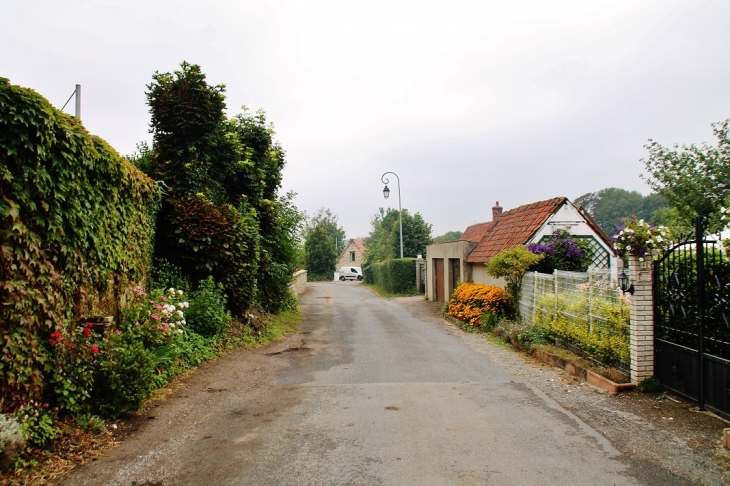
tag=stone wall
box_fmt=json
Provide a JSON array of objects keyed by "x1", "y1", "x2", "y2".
[{"x1": 289, "y1": 270, "x2": 308, "y2": 298}]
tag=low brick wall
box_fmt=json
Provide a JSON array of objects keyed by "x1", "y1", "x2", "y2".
[{"x1": 289, "y1": 270, "x2": 308, "y2": 298}]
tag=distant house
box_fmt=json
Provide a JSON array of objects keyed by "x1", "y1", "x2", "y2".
[
  {"x1": 426, "y1": 198, "x2": 614, "y2": 302},
  {"x1": 337, "y1": 238, "x2": 367, "y2": 269}
]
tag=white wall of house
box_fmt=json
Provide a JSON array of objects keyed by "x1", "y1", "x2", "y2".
[{"x1": 530, "y1": 203, "x2": 617, "y2": 278}]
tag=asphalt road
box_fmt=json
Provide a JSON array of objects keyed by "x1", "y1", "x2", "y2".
[{"x1": 63, "y1": 282, "x2": 678, "y2": 485}]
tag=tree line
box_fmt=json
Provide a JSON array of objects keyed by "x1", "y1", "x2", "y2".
[{"x1": 303, "y1": 207, "x2": 434, "y2": 280}]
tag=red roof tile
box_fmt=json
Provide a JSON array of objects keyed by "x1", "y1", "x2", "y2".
[
  {"x1": 466, "y1": 197, "x2": 567, "y2": 264},
  {"x1": 351, "y1": 238, "x2": 367, "y2": 253},
  {"x1": 460, "y1": 222, "x2": 493, "y2": 243}
]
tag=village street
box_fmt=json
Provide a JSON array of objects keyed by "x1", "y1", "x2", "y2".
[{"x1": 61, "y1": 282, "x2": 725, "y2": 485}]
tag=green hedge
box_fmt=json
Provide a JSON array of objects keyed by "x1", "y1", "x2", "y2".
[{"x1": 363, "y1": 258, "x2": 416, "y2": 294}]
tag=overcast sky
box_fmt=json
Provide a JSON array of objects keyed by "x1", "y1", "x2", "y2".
[{"x1": 4, "y1": 1, "x2": 730, "y2": 238}]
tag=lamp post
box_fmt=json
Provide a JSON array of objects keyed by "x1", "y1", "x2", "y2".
[{"x1": 381, "y1": 172, "x2": 403, "y2": 259}]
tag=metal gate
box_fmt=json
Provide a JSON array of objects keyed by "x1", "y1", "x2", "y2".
[{"x1": 654, "y1": 216, "x2": 730, "y2": 417}]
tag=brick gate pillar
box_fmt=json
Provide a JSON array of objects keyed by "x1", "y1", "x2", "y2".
[{"x1": 628, "y1": 254, "x2": 654, "y2": 383}]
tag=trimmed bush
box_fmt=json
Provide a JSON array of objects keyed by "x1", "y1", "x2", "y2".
[
  {"x1": 364, "y1": 259, "x2": 417, "y2": 294},
  {"x1": 447, "y1": 282, "x2": 512, "y2": 326}
]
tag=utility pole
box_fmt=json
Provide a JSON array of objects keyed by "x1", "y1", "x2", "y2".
[
  {"x1": 61, "y1": 84, "x2": 82, "y2": 120},
  {"x1": 74, "y1": 84, "x2": 81, "y2": 120}
]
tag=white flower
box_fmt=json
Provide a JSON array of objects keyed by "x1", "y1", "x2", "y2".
[
  {"x1": 168, "y1": 288, "x2": 175, "y2": 294},
  {"x1": 177, "y1": 289, "x2": 184, "y2": 295},
  {"x1": 177, "y1": 329, "x2": 184, "y2": 334},
  {"x1": 181, "y1": 319, "x2": 186, "y2": 325},
  {"x1": 177, "y1": 310, "x2": 184, "y2": 318}
]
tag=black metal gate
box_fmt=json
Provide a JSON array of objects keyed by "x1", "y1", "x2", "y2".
[{"x1": 654, "y1": 217, "x2": 730, "y2": 417}]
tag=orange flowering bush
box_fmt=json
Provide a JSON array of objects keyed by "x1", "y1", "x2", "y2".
[{"x1": 447, "y1": 283, "x2": 512, "y2": 326}]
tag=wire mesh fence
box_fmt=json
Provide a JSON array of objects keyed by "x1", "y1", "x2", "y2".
[{"x1": 520, "y1": 270, "x2": 630, "y2": 371}]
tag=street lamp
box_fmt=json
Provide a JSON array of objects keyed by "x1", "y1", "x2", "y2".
[
  {"x1": 618, "y1": 269, "x2": 634, "y2": 295},
  {"x1": 381, "y1": 172, "x2": 403, "y2": 259}
]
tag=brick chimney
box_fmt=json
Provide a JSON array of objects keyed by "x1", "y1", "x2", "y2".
[{"x1": 492, "y1": 201, "x2": 503, "y2": 221}]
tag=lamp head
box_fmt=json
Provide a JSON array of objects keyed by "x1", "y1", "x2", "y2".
[
  {"x1": 618, "y1": 269, "x2": 634, "y2": 294},
  {"x1": 383, "y1": 185, "x2": 390, "y2": 199}
]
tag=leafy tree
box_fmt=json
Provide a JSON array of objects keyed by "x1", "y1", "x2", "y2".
[
  {"x1": 257, "y1": 192, "x2": 305, "y2": 312},
  {"x1": 229, "y1": 109, "x2": 298, "y2": 313},
  {"x1": 433, "y1": 230, "x2": 463, "y2": 243},
  {"x1": 486, "y1": 246, "x2": 543, "y2": 306},
  {"x1": 229, "y1": 109, "x2": 286, "y2": 209},
  {"x1": 303, "y1": 208, "x2": 346, "y2": 254},
  {"x1": 146, "y1": 61, "x2": 234, "y2": 202},
  {"x1": 125, "y1": 140, "x2": 154, "y2": 175},
  {"x1": 364, "y1": 208, "x2": 432, "y2": 264},
  {"x1": 145, "y1": 62, "x2": 301, "y2": 313},
  {"x1": 642, "y1": 119, "x2": 730, "y2": 232},
  {"x1": 574, "y1": 188, "x2": 669, "y2": 235},
  {"x1": 305, "y1": 225, "x2": 337, "y2": 280}
]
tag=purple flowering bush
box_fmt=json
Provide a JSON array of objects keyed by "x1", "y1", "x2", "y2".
[{"x1": 526, "y1": 230, "x2": 592, "y2": 274}]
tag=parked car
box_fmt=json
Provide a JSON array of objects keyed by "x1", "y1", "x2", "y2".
[{"x1": 339, "y1": 266, "x2": 363, "y2": 281}]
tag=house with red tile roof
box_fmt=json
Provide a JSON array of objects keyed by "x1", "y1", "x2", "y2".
[
  {"x1": 337, "y1": 238, "x2": 367, "y2": 269},
  {"x1": 426, "y1": 198, "x2": 614, "y2": 303}
]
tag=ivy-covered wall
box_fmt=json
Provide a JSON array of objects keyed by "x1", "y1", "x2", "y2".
[{"x1": 0, "y1": 78, "x2": 158, "y2": 406}]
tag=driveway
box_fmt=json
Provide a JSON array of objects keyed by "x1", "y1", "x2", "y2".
[{"x1": 61, "y1": 282, "x2": 726, "y2": 485}]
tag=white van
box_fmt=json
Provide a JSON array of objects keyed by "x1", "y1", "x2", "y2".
[{"x1": 339, "y1": 266, "x2": 363, "y2": 281}]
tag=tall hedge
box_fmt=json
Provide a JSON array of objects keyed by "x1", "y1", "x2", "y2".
[
  {"x1": 145, "y1": 62, "x2": 301, "y2": 314},
  {"x1": 0, "y1": 78, "x2": 157, "y2": 408},
  {"x1": 363, "y1": 258, "x2": 417, "y2": 294}
]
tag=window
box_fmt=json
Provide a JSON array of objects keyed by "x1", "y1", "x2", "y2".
[{"x1": 350, "y1": 251, "x2": 356, "y2": 262}]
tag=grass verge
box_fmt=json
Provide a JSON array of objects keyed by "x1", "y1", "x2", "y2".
[{"x1": 362, "y1": 283, "x2": 421, "y2": 299}]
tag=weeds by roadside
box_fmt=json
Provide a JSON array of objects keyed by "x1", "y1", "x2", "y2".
[{"x1": 444, "y1": 309, "x2": 632, "y2": 385}]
